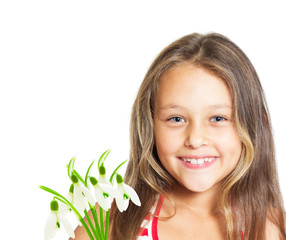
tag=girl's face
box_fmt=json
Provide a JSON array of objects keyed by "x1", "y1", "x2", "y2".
[{"x1": 154, "y1": 64, "x2": 242, "y2": 193}]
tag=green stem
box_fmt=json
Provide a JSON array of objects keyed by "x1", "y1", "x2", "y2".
[
  {"x1": 105, "y1": 210, "x2": 110, "y2": 240},
  {"x1": 84, "y1": 209, "x2": 100, "y2": 240},
  {"x1": 90, "y1": 205, "x2": 104, "y2": 240},
  {"x1": 79, "y1": 218, "x2": 96, "y2": 240},
  {"x1": 100, "y1": 207, "x2": 104, "y2": 237}
]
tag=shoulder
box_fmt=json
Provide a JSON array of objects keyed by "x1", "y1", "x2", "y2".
[
  {"x1": 265, "y1": 211, "x2": 286, "y2": 240},
  {"x1": 265, "y1": 217, "x2": 280, "y2": 240}
]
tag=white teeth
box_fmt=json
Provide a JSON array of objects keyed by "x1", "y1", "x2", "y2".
[
  {"x1": 197, "y1": 159, "x2": 204, "y2": 164},
  {"x1": 183, "y1": 157, "x2": 215, "y2": 164},
  {"x1": 191, "y1": 159, "x2": 197, "y2": 164}
]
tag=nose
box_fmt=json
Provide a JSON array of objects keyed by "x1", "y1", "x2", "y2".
[{"x1": 184, "y1": 123, "x2": 209, "y2": 149}]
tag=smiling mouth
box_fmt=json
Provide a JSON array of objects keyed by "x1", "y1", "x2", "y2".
[
  {"x1": 182, "y1": 157, "x2": 215, "y2": 165},
  {"x1": 179, "y1": 156, "x2": 218, "y2": 169}
]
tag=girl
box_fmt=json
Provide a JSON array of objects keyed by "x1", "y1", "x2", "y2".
[{"x1": 76, "y1": 33, "x2": 286, "y2": 239}]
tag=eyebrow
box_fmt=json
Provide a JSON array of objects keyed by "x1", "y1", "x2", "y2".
[
  {"x1": 158, "y1": 104, "x2": 232, "y2": 111},
  {"x1": 207, "y1": 104, "x2": 232, "y2": 109}
]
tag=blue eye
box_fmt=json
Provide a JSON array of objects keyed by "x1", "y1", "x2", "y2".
[
  {"x1": 210, "y1": 116, "x2": 226, "y2": 122},
  {"x1": 169, "y1": 116, "x2": 185, "y2": 123}
]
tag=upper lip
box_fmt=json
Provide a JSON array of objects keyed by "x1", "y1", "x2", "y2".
[{"x1": 178, "y1": 155, "x2": 219, "y2": 159}]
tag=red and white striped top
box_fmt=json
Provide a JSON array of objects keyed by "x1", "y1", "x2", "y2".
[
  {"x1": 137, "y1": 195, "x2": 164, "y2": 240},
  {"x1": 137, "y1": 195, "x2": 244, "y2": 240}
]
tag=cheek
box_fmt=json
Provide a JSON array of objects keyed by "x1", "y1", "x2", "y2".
[
  {"x1": 214, "y1": 129, "x2": 242, "y2": 162},
  {"x1": 154, "y1": 126, "x2": 183, "y2": 156}
]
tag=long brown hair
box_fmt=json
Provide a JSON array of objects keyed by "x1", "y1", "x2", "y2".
[{"x1": 110, "y1": 33, "x2": 285, "y2": 240}]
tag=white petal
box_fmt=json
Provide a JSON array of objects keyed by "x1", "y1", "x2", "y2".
[
  {"x1": 123, "y1": 184, "x2": 141, "y2": 206},
  {"x1": 116, "y1": 184, "x2": 124, "y2": 194},
  {"x1": 74, "y1": 185, "x2": 88, "y2": 214},
  {"x1": 67, "y1": 192, "x2": 73, "y2": 202},
  {"x1": 80, "y1": 184, "x2": 95, "y2": 206},
  {"x1": 73, "y1": 213, "x2": 82, "y2": 226},
  {"x1": 105, "y1": 197, "x2": 112, "y2": 209},
  {"x1": 100, "y1": 183, "x2": 120, "y2": 198},
  {"x1": 70, "y1": 192, "x2": 75, "y2": 205},
  {"x1": 123, "y1": 198, "x2": 129, "y2": 211},
  {"x1": 44, "y1": 212, "x2": 58, "y2": 240},
  {"x1": 94, "y1": 187, "x2": 109, "y2": 211},
  {"x1": 99, "y1": 176, "x2": 109, "y2": 184},
  {"x1": 93, "y1": 185, "x2": 101, "y2": 200},
  {"x1": 58, "y1": 202, "x2": 70, "y2": 215},
  {"x1": 115, "y1": 196, "x2": 129, "y2": 212},
  {"x1": 115, "y1": 197, "x2": 125, "y2": 212},
  {"x1": 59, "y1": 215, "x2": 75, "y2": 239}
]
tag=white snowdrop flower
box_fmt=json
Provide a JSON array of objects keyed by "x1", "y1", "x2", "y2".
[
  {"x1": 71, "y1": 174, "x2": 95, "y2": 215},
  {"x1": 44, "y1": 200, "x2": 75, "y2": 240},
  {"x1": 57, "y1": 185, "x2": 74, "y2": 215},
  {"x1": 114, "y1": 174, "x2": 141, "y2": 212},
  {"x1": 90, "y1": 176, "x2": 120, "y2": 211},
  {"x1": 98, "y1": 165, "x2": 109, "y2": 184},
  {"x1": 59, "y1": 184, "x2": 81, "y2": 227}
]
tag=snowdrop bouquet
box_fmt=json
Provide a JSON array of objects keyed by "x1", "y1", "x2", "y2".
[{"x1": 40, "y1": 150, "x2": 141, "y2": 240}]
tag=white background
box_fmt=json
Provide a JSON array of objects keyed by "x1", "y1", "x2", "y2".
[{"x1": 1, "y1": 1, "x2": 285, "y2": 239}]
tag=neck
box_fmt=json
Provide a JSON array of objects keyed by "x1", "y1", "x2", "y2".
[{"x1": 166, "y1": 182, "x2": 221, "y2": 216}]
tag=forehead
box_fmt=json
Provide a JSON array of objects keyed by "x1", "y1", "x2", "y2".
[{"x1": 156, "y1": 64, "x2": 232, "y2": 109}]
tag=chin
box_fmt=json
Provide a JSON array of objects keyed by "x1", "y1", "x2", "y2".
[{"x1": 182, "y1": 181, "x2": 217, "y2": 193}]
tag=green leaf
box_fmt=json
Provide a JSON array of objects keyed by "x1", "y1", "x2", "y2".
[
  {"x1": 67, "y1": 157, "x2": 76, "y2": 178},
  {"x1": 72, "y1": 170, "x2": 85, "y2": 186},
  {"x1": 40, "y1": 185, "x2": 66, "y2": 200},
  {"x1": 109, "y1": 160, "x2": 127, "y2": 184},
  {"x1": 98, "y1": 149, "x2": 111, "y2": 169},
  {"x1": 85, "y1": 160, "x2": 95, "y2": 186}
]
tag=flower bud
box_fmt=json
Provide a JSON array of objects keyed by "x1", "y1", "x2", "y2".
[
  {"x1": 90, "y1": 176, "x2": 98, "y2": 186},
  {"x1": 69, "y1": 184, "x2": 74, "y2": 193},
  {"x1": 99, "y1": 165, "x2": 106, "y2": 175},
  {"x1": 116, "y1": 174, "x2": 123, "y2": 184},
  {"x1": 71, "y1": 174, "x2": 79, "y2": 183},
  {"x1": 50, "y1": 200, "x2": 59, "y2": 211}
]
